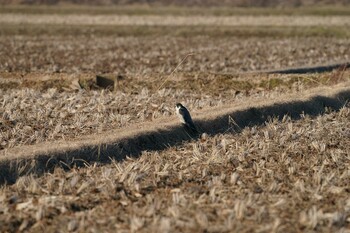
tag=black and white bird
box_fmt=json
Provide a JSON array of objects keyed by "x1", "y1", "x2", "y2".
[{"x1": 175, "y1": 103, "x2": 198, "y2": 135}]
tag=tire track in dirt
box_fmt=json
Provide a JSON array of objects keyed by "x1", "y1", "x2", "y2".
[{"x1": 0, "y1": 82, "x2": 349, "y2": 185}]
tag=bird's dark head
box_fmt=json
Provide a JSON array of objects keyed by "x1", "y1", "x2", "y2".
[{"x1": 176, "y1": 103, "x2": 184, "y2": 108}]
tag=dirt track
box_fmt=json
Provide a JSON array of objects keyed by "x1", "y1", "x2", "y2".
[{"x1": 1, "y1": 81, "x2": 349, "y2": 185}]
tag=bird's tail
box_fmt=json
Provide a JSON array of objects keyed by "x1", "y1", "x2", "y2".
[{"x1": 184, "y1": 123, "x2": 199, "y2": 137}]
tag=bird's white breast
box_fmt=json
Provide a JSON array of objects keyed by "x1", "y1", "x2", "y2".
[{"x1": 175, "y1": 106, "x2": 186, "y2": 124}]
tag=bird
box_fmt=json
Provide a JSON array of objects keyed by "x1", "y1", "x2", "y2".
[{"x1": 175, "y1": 103, "x2": 198, "y2": 135}]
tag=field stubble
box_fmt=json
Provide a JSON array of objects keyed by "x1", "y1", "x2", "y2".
[
  {"x1": 0, "y1": 36, "x2": 349, "y2": 74},
  {"x1": 1, "y1": 71, "x2": 349, "y2": 150},
  {"x1": 1, "y1": 6, "x2": 350, "y2": 232},
  {"x1": 1, "y1": 33, "x2": 349, "y2": 150},
  {"x1": 0, "y1": 103, "x2": 349, "y2": 232},
  {"x1": 1, "y1": 36, "x2": 349, "y2": 151}
]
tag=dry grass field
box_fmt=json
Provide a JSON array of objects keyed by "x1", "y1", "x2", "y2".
[
  {"x1": 0, "y1": 4, "x2": 350, "y2": 233},
  {"x1": 1, "y1": 37, "x2": 349, "y2": 74},
  {"x1": 1, "y1": 100, "x2": 350, "y2": 232},
  {"x1": 1, "y1": 71, "x2": 350, "y2": 151}
]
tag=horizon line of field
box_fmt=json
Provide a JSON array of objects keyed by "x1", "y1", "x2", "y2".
[{"x1": 0, "y1": 84, "x2": 349, "y2": 185}]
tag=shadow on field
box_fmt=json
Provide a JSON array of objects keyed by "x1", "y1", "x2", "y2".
[
  {"x1": 199, "y1": 91, "x2": 350, "y2": 135},
  {"x1": 1, "y1": 89, "x2": 350, "y2": 185},
  {"x1": 267, "y1": 62, "x2": 349, "y2": 74}
]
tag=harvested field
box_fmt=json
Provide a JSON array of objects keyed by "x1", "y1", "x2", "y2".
[
  {"x1": 1, "y1": 82, "x2": 349, "y2": 183},
  {"x1": 0, "y1": 36, "x2": 349, "y2": 73},
  {"x1": 1, "y1": 71, "x2": 349, "y2": 150},
  {"x1": 1, "y1": 96, "x2": 349, "y2": 232},
  {"x1": 1, "y1": 4, "x2": 350, "y2": 233}
]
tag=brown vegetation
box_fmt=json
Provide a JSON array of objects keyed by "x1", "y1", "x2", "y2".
[
  {"x1": 1, "y1": 36, "x2": 349, "y2": 74},
  {"x1": 0, "y1": 4, "x2": 350, "y2": 232},
  {"x1": 1, "y1": 93, "x2": 349, "y2": 232},
  {"x1": 1, "y1": 71, "x2": 349, "y2": 151}
]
